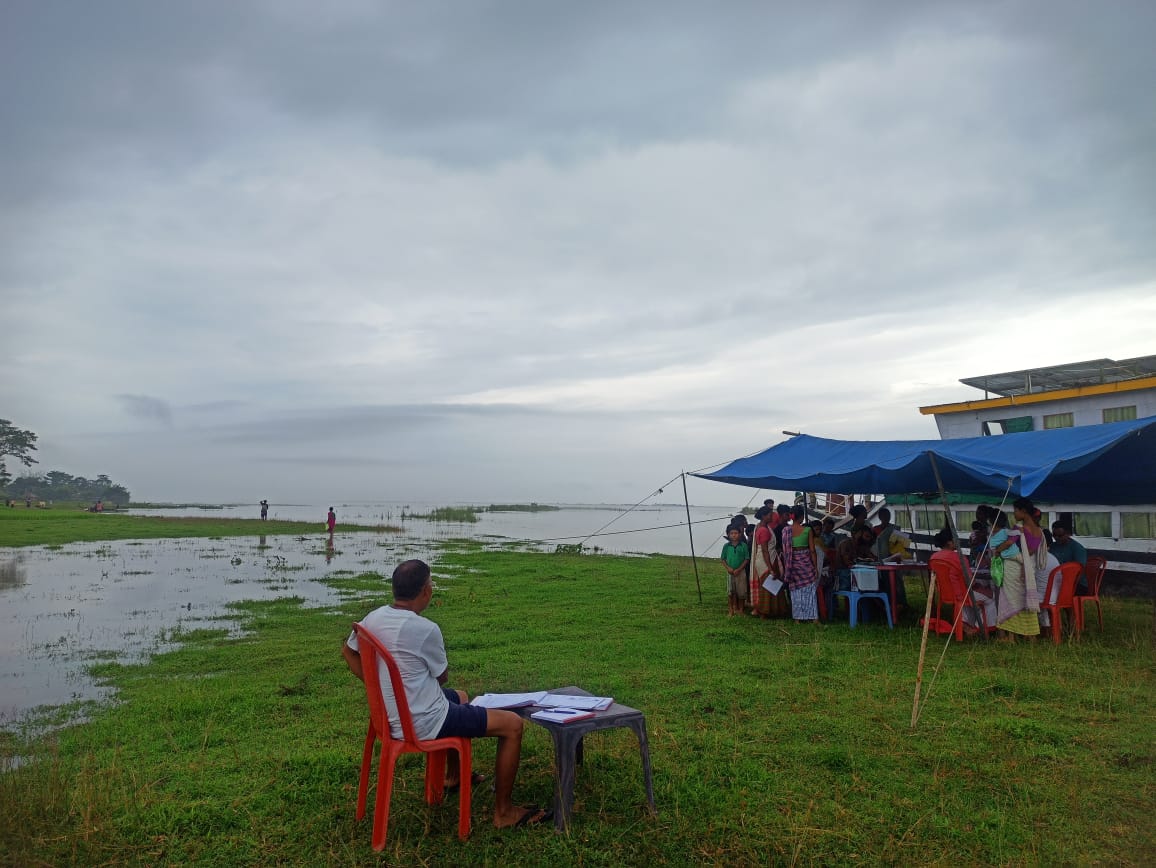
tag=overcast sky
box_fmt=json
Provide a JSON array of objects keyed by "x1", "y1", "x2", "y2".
[{"x1": 2, "y1": 1, "x2": 1154, "y2": 505}]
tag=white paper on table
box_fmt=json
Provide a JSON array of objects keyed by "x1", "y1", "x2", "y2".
[
  {"x1": 762, "y1": 577, "x2": 784, "y2": 595},
  {"x1": 469, "y1": 691, "x2": 547, "y2": 709},
  {"x1": 536, "y1": 694, "x2": 613, "y2": 711}
]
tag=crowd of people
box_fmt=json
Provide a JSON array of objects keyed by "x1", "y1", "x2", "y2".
[
  {"x1": 721, "y1": 496, "x2": 1092, "y2": 639},
  {"x1": 931, "y1": 499, "x2": 1088, "y2": 640}
]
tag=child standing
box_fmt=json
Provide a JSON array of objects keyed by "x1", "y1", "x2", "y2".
[{"x1": 721, "y1": 526, "x2": 750, "y2": 617}]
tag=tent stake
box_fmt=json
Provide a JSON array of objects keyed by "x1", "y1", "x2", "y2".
[{"x1": 682, "y1": 472, "x2": 703, "y2": 603}]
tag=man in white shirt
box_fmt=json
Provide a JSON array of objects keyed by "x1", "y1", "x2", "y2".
[{"x1": 342, "y1": 559, "x2": 551, "y2": 829}]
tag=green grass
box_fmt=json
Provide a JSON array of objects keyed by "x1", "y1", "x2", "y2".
[
  {"x1": 1, "y1": 545, "x2": 1154, "y2": 865},
  {"x1": 0, "y1": 508, "x2": 401, "y2": 547}
]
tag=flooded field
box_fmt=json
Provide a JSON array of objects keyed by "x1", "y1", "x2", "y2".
[
  {"x1": 0, "y1": 532, "x2": 432, "y2": 730},
  {"x1": 1, "y1": 502, "x2": 739, "y2": 732}
]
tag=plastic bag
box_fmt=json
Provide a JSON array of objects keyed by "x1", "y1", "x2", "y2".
[{"x1": 990, "y1": 555, "x2": 1004, "y2": 587}]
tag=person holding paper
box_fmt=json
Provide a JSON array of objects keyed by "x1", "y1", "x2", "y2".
[
  {"x1": 342, "y1": 559, "x2": 552, "y2": 829},
  {"x1": 752, "y1": 506, "x2": 786, "y2": 618}
]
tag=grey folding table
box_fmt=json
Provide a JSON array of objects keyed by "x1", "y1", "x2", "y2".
[{"x1": 519, "y1": 686, "x2": 657, "y2": 831}]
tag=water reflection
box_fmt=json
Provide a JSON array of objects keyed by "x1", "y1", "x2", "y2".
[{"x1": 0, "y1": 556, "x2": 26, "y2": 590}]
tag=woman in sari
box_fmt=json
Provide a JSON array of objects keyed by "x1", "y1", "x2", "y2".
[
  {"x1": 749, "y1": 506, "x2": 780, "y2": 617},
  {"x1": 993, "y1": 498, "x2": 1047, "y2": 640},
  {"x1": 781, "y1": 505, "x2": 819, "y2": 623}
]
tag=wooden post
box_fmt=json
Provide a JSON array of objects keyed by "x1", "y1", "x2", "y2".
[{"x1": 911, "y1": 571, "x2": 937, "y2": 729}]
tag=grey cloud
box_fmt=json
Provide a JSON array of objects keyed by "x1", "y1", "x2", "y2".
[{"x1": 115, "y1": 394, "x2": 174, "y2": 427}]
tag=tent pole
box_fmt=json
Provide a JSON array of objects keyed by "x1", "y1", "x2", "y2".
[
  {"x1": 928, "y1": 453, "x2": 978, "y2": 634},
  {"x1": 913, "y1": 453, "x2": 983, "y2": 729},
  {"x1": 681, "y1": 472, "x2": 703, "y2": 604},
  {"x1": 912, "y1": 570, "x2": 937, "y2": 729}
]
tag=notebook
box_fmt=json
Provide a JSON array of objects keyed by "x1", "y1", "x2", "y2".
[{"x1": 530, "y1": 708, "x2": 596, "y2": 724}]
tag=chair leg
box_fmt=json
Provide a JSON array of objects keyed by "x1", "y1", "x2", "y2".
[
  {"x1": 848, "y1": 594, "x2": 859, "y2": 628},
  {"x1": 357, "y1": 723, "x2": 376, "y2": 821},
  {"x1": 372, "y1": 746, "x2": 400, "y2": 853},
  {"x1": 424, "y1": 749, "x2": 447, "y2": 804},
  {"x1": 457, "y1": 741, "x2": 473, "y2": 840},
  {"x1": 1095, "y1": 600, "x2": 1103, "y2": 631}
]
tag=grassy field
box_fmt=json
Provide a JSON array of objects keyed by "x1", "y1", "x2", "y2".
[
  {"x1": 0, "y1": 507, "x2": 399, "y2": 547},
  {"x1": 2, "y1": 533, "x2": 1154, "y2": 865}
]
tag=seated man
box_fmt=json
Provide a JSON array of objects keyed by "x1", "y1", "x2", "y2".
[
  {"x1": 1049, "y1": 522, "x2": 1089, "y2": 593},
  {"x1": 834, "y1": 527, "x2": 877, "y2": 588},
  {"x1": 342, "y1": 559, "x2": 551, "y2": 829}
]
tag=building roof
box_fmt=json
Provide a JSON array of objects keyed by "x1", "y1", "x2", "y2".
[{"x1": 959, "y1": 356, "x2": 1156, "y2": 397}]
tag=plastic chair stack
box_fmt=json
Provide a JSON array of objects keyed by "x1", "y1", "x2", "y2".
[
  {"x1": 353, "y1": 623, "x2": 473, "y2": 851},
  {"x1": 1040, "y1": 563, "x2": 1083, "y2": 644},
  {"x1": 1075, "y1": 555, "x2": 1107, "y2": 632},
  {"x1": 835, "y1": 566, "x2": 893, "y2": 628}
]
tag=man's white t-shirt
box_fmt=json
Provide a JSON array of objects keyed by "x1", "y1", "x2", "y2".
[{"x1": 347, "y1": 605, "x2": 450, "y2": 741}]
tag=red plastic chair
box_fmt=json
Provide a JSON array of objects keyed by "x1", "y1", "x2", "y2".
[
  {"x1": 1040, "y1": 563, "x2": 1083, "y2": 644},
  {"x1": 1074, "y1": 556, "x2": 1107, "y2": 632},
  {"x1": 930, "y1": 569, "x2": 990, "y2": 642},
  {"x1": 353, "y1": 623, "x2": 473, "y2": 851}
]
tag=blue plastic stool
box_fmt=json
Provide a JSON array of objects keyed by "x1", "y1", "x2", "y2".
[
  {"x1": 835, "y1": 589, "x2": 894, "y2": 628},
  {"x1": 837, "y1": 566, "x2": 894, "y2": 629}
]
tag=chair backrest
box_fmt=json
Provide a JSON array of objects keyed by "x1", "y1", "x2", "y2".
[
  {"x1": 1084, "y1": 556, "x2": 1108, "y2": 594},
  {"x1": 1044, "y1": 562, "x2": 1083, "y2": 608},
  {"x1": 930, "y1": 569, "x2": 962, "y2": 605},
  {"x1": 353, "y1": 622, "x2": 420, "y2": 745}
]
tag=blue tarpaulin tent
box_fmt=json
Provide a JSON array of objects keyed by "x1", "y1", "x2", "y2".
[{"x1": 694, "y1": 416, "x2": 1156, "y2": 504}]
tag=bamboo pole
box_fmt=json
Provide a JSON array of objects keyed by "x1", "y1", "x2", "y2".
[
  {"x1": 681, "y1": 472, "x2": 703, "y2": 604},
  {"x1": 912, "y1": 571, "x2": 937, "y2": 729}
]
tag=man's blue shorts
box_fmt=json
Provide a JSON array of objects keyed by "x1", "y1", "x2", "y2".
[{"x1": 436, "y1": 688, "x2": 488, "y2": 738}]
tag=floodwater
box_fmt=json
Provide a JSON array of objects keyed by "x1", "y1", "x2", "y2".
[
  {"x1": 2, "y1": 502, "x2": 741, "y2": 731},
  {"x1": 128, "y1": 501, "x2": 740, "y2": 557}
]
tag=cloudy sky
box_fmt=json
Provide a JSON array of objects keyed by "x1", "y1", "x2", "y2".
[{"x1": 2, "y1": 1, "x2": 1154, "y2": 505}]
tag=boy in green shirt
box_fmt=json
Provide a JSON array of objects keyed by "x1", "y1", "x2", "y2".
[{"x1": 721, "y1": 526, "x2": 751, "y2": 616}]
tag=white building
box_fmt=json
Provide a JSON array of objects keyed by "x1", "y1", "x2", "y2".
[{"x1": 917, "y1": 356, "x2": 1156, "y2": 573}]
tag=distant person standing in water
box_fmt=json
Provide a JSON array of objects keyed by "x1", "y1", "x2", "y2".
[
  {"x1": 327, "y1": 507, "x2": 337, "y2": 534},
  {"x1": 260, "y1": 500, "x2": 269, "y2": 520}
]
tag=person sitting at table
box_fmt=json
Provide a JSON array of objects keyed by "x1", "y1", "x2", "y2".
[
  {"x1": 1049, "y1": 521, "x2": 1089, "y2": 593},
  {"x1": 871, "y1": 508, "x2": 911, "y2": 608},
  {"x1": 342, "y1": 559, "x2": 552, "y2": 829},
  {"x1": 847, "y1": 503, "x2": 871, "y2": 539},
  {"x1": 929, "y1": 527, "x2": 995, "y2": 635},
  {"x1": 834, "y1": 526, "x2": 877, "y2": 587}
]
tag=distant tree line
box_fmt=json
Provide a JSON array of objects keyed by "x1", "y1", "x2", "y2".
[
  {"x1": 6, "y1": 471, "x2": 132, "y2": 506},
  {"x1": 1, "y1": 419, "x2": 132, "y2": 506}
]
